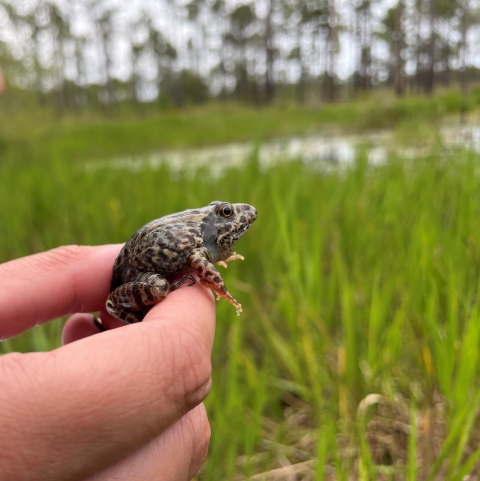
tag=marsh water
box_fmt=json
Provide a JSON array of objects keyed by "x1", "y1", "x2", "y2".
[{"x1": 86, "y1": 123, "x2": 480, "y2": 176}]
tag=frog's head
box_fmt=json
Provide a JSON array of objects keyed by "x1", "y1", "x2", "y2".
[{"x1": 204, "y1": 201, "x2": 257, "y2": 260}]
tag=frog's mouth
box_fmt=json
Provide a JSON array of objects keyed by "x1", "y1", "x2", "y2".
[
  {"x1": 217, "y1": 213, "x2": 257, "y2": 245},
  {"x1": 235, "y1": 222, "x2": 254, "y2": 238}
]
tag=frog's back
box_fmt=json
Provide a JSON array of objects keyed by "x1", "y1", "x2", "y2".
[{"x1": 110, "y1": 209, "x2": 208, "y2": 290}]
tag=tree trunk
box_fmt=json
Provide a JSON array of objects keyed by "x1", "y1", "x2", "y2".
[
  {"x1": 459, "y1": 0, "x2": 469, "y2": 123},
  {"x1": 74, "y1": 38, "x2": 86, "y2": 109},
  {"x1": 443, "y1": 47, "x2": 450, "y2": 86},
  {"x1": 424, "y1": 0, "x2": 435, "y2": 95},
  {"x1": 354, "y1": 1, "x2": 371, "y2": 93},
  {"x1": 324, "y1": 0, "x2": 338, "y2": 101},
  {"x1": 50, "y1": 32, "x2": 65, "y2": 115},
  {"x1": 95, "y1": 20, "x2": 113, "y2": 112},
  {"x1": 264, "y1": 0, "x2": 275, "y2": 104},
  {"x1": 295, "y1": 19, "x2": 306, "y2": 104},
  {"x1": 393, "y1": 0, "x2": 405, "y2": 96}
]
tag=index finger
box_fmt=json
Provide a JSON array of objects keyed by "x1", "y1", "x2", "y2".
[{"x1": 0, "y1": 245, "x2": 121, "y2": 340}]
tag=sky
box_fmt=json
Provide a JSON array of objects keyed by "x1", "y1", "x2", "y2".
[{"x1": 1, "y1": 0, "x2": 479, "y2": 96}]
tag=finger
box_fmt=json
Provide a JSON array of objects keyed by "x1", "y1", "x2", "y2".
[
  {"x1": 0, "y1": 244, "x2": 122, "y2": 340},
  {"x1": 62, "y1": 274, "x2": 209, "y2": 344},
  {"x1": 62, "y1": 308, "x2": 126, "y2": 344},
  {"x1": 85, "y1": 403, "x2": 210, "y2": 481},
  {"x1": 62, "y1": 314, "x2": 100, "y2": 344},
  {"x1": 0, "y1": 282, "x2": 215, "y2": 481}
]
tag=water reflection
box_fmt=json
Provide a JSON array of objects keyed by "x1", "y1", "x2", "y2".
[{"x1": 85, "y1": 124, "x2": 480, "y2": 176}]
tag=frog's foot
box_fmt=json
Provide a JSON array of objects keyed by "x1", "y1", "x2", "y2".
[
  {"x1": 227, "y1": 252, "x2": 245, "y2": 262},
  {"x1": 209, "y1": 283, "x2": 243, "y2": 315},
  {"x1": 189, "y1": 249, "x2": 243, "y2": 315},
  {"x1": 106, "y1": 273, "x2": 170, "y2": 324},
  {"x1": 214, "y1": 291, "x2": 242, "y2": 315},
  {"x1": 171, "y1": 274, "x2": 196, "y2": 290},
  {"x1": 216, "y1": 252, "x2": 245, "y2": 269}
]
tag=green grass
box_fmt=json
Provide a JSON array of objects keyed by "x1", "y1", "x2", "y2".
[
  {"x1": 2, "y1": 87, "x2": 480, "y2": 164},
  {"x1": 3, "y1": 141, "x2": 480, "y2": 478}
]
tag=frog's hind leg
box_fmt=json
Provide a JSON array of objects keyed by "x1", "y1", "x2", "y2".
[
  {"x1": 106, "y1": 273, "x2": 170, "y2": 324},
  {"x1": 189, "y1": 249, "x2": 243, "y2": 315}
]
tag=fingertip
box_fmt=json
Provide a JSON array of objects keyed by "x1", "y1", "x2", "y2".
[
  {"x1": 0, "y1": 244, "x2": 124, "y2": 339},
  {"x1": 146, "y1": 277, "x2": 216, "y2": 320},
  {"x1": 144, "y1": 281, "x2": 216, "y2": 351}
]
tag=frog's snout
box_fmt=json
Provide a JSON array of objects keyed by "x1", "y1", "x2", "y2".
[{"x1": 241, "y1": 204, "x2": 257, "y2": 223}]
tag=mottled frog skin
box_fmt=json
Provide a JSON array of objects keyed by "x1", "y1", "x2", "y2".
[{"x1": 106, "y1": 201, "x2": 257, "y2": 324}]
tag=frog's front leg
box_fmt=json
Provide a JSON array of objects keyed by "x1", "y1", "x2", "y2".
[
  {"x1": 216, "y1": 252, "x2": 245, "y2": 269},
  {"x1": 106, "y1": 272, "x2": 170, "y2": 324},
  {"x1": 189, "y1": 249, "x2": 243, "y2": 315}
]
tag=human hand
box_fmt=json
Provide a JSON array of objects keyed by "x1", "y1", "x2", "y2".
[{"x1": 0, "y1": 245, "x2": 215, "y2": 481}]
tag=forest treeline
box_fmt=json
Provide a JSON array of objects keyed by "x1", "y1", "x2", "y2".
[{"x1": 0, "y1": 0, "x2": 479, "y2": 112}]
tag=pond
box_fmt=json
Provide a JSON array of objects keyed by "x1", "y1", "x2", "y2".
[{"x1": 85, "y1": 123, "x2": 480, "y2": 176}]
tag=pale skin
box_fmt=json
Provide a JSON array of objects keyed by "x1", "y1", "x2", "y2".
[{"x1": 0, "y1": 244, "x2": 215, "y2": 481}]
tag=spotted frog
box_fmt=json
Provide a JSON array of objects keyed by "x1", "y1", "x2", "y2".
[{"x1": 106, "y1": 201, "x2": 257, "y2": 324}]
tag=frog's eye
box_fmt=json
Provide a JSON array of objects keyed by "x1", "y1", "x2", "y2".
[{"x1": 219, "y1": 204, "x2": 233, "y2": 217}]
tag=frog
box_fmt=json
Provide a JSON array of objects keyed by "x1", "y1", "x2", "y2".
[{"x1": 105, "y1": 201, "x2": 257, "y2": 324}]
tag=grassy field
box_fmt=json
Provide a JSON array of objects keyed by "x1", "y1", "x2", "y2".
[
  {"x1": 3, "y1": 90, "x2": 480, "y2": 479},
  {"x1": 3, "y1": 141, "x2": 480, "y2": 479},
  {"x1": 1, "y1": 87, "x2": 480, "y2": 163}
]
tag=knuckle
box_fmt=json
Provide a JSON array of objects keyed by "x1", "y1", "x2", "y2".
[
  {"x1": 145, "y1": 322, "x2": 212, "y2": 409},
  {"x1": 187, "y1": 405, "x2": 211, "y2": 478},
  {"x1": 1, "y1": 245, "x2": 91, "y2": 286},
  {"x1": 0, "y1": 352, "x2": 27, "y2": 378},
  {"x1": 176, "y1": 324, "x2": 212, "y2": 407},
  {"x1": 0, "y1": 352, "x2": 47, "y2": 390},
  {"x1": 39, "y1": 245, "x2": 92, "y2": 268},
  {"x1": 0, "y1": 352, "x2": 39, "y2": 406}
]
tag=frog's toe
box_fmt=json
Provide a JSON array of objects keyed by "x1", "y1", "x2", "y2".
[{"x1": 171, "y1": 274, "x2": 197, "y2": 290}]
